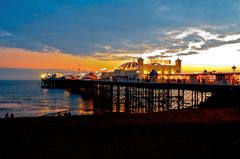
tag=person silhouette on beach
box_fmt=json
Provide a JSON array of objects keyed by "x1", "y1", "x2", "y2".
[
  {"x1": 64, "y1": 111, "x2": 68, "y2": 117},
  {"x1": 68, "y1": 111, "x2": 71, "y2": 117},
  {"x1": 10, "y1": 113, "x2": 14, "y2": 119},
  {"x1": 5, "y1": 113, "x2": 9, "y2": 119}
]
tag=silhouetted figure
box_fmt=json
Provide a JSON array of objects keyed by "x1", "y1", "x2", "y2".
[
  {"x1": 10, "y1": 113, "x2": 14, "y2": 119},
  {"x1": 57, "y1": 112, "x2": 61, "y2": 117},
  {"x1": 64, "y1": 111, "x2": 68, "y2": 117},
  {"x1": 5, "y1": 113, "x2": 9, "y2": 119},
  {"x1": 68, "y1": 111, "x2": 71, "y2": 117}
]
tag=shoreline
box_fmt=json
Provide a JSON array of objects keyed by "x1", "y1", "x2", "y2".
[{"x1": 1, "y1": 108, "x2": 240, "y2": 124}]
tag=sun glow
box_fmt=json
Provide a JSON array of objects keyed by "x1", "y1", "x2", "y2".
[{"x1": 0, "y1": 48, "x2": 123, "y2": 71}]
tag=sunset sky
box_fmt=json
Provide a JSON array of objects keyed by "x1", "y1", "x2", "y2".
[{"x1": 1, "y1": 0, "x2": 240, "y2": 79}]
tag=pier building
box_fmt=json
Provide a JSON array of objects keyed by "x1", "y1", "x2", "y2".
[
  {"x1": 99, "y1": 57, "x2": 240, "y2": 85},
  {"x1": 102, "y1": 57, "x2": 182, "y2": 81}
]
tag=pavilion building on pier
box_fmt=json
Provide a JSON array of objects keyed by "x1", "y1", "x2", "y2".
[
  {"x1": 100, "y1": 57, "x2": 240, "y2": 85},
  {"x1": 101, "y1": 57, "x2": 182, "y2": 81}
]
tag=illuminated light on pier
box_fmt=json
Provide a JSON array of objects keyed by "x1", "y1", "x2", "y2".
[
  {"x1": 41, "y1": 73, "x2": 51, "y2": 79},
  {"x1": 41, "y1": 74, "x2": 46, "y2": 79},
  {"x1": 100, "y1": 68, "x2": 107, "y2": 71}
]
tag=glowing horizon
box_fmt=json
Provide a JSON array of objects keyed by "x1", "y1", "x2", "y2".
[{"x1": 0, "y1": 47, "x2": 239, "y2": 75}]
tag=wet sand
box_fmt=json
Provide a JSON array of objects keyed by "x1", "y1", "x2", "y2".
[{"x1": 1, "y1": 108, "x2": 240, "y2": 159}]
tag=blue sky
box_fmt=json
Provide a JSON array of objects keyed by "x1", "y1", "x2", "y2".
[
  {"x1": 1, "y1": 0, "x2": 240, "y2": 78},
  {"x1": 1, "y1": 0, "x2": 240, "y2": 54}
]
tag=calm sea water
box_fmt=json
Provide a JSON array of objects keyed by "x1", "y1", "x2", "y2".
[{"x1": 0, "y1": 80, "x2": 94, "y2": 118}]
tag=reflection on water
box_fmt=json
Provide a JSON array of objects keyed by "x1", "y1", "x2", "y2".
[
  {"x1": 0, "y1": 80, "x2": 95, "y2": 118},
  {"x1": 79, "y1": 98, "x2": 94, "y2": 115},
  {"x1": 39, "y1": 89, "x2": 95, "y2": 116},
  {"x1": 112, "y1": 104, "x2": 125, "y2": 113}
]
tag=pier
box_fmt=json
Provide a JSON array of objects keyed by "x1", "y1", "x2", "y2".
[{"x1": 41, "y1": 79, "x2": 240, "y2": 112}]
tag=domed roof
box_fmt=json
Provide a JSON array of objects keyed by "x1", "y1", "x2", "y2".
[{"x1": 116, "y1": 61, "x2": 139, "y2": 71}]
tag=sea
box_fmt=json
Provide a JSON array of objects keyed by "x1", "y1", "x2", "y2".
[{"x1": 0, "y1": 80, "x2": 94, "y2": 118}]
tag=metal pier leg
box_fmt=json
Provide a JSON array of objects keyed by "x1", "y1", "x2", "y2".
[
  {"x1": 167, "y1": 89, "x2": 170, "y2": 110},
  {"x1": 109, "y1": 85, "x2": 113, "y2": 111},
  {"x1": 182, "y1": 89, "x2": 184, "y2": 109},
  {"x1": 116, "y1": 86, "x2": 120, "y2": 112},
  {"x1": 194, "y1": 91, "x2": 197, "y2": 107},
  {"x1": 196, "y1": 91, "x2": 199, "y2": 107},
  {"x1": 192, "y1": 90, "x2": 194, "y2": 108},
  {"x1": 178, "y1": 89, "x2": 180, "y2": 110},
  {"x1": 125, "y1": 86, "x2": 129, "y2": 113}
]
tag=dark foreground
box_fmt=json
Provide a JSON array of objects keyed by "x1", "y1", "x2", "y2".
[{"x1": 1, "y1": 109, "x2": 240, "y2": 159}]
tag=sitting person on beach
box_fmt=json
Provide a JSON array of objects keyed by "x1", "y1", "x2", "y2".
[
  {"x1": 10, "y1": 113, "x2": 14, "y2": 119},
  {"x1": 64, "y1": 111, "x2": 68, "y2": 117},
  {"x1": 63, "y1": 111, "x2": 71, "y2": 117},
  {"x1": 5, "y1": 113, "x2": 9, "y2": 119}
]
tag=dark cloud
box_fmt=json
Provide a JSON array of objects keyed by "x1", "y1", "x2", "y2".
[
  {"x1": 197, "y1": 39, "x2": 222, "y2": 50},
  {"x1": 165, "y1": 49, "x2": 180, "y2": 53},
  {"x1": 167, "y1": 42, "x2": 189, "y2": 51},
  {"x1": 177, "y1": 51, "x2": 199, "y2": 56},
  {"x1": 0, "y1": 33, "x2": 45, "y2": 51},
  {"x1": 147, "y1": 55, "x2": 172, "y2": 59},
  {"x1": 93, "y1": 53, "x2": 134, "y2": 61},
  {"x1": 225, "y1": 38, "x2": 240, "y2": 45},
  {"x1": 182, "y1": 32, "x2": 204, "y2": 42},
  {"x1": 197, "y1": 38, "x2": 240, "y2": 50}
]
